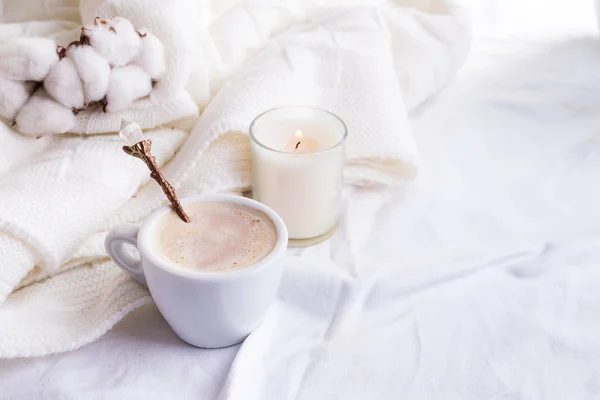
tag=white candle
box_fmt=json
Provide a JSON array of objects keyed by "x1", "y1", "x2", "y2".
[{"x1": 250, "y1": 106, "x2": 347, "y2": 245}]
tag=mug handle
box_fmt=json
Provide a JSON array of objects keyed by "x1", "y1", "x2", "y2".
[{"x1": 105, "y1": 224, "x2": 147, "y2": 287}]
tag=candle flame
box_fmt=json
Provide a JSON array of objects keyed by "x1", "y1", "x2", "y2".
[{"x1": 295, "y1": 130, "x2": 303, "y2": 140}]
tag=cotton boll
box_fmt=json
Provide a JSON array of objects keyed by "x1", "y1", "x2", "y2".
[
  {"x1": 105, "y1": 65, "x2": 152, "y2": 112},
  {"x1": 82, "y1": 17, "x2": 141, "y2": 67},
  {"x1": 0, "y1": 77, "x2": 36, "y2": 121},
  {"x1": 43, "y1": 56, "x2": 85, "y2": 110},
  {"x1": 15, "y1": 89, "x2": 76, "y2": 136},
  {"x1": 133, "y1": 31, "x2": 166, "y2": 80},
  {"x1": 0, "y1": 37, "x2": 59, "y2": 81},
  {"x1": 68, "y1": 45, "x2": 110, "y2": 103}
]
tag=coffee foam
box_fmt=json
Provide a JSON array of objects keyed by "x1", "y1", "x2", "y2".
[{"x1": 154, "y1": 202, "x2": 277, "y2": 272}]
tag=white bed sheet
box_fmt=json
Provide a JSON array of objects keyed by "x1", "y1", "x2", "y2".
[{"x1": 2, "y1": 1, "x2": 600, "y2": 399}]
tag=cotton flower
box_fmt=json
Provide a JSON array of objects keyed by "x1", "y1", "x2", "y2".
[
  {"x1": 43, "y1": 56, "x2": 85, "y2": 110},
  {"x1": 15, "y1": 88, "x2": 76, "y2": 136},
  {"x1": 0, "y1": 37, "x2": 59, "y2": 81},
  {"x1": 4, "y1": 17, "x2": 165, "y2": 136},
  {"x1": 133, "y1": 30, "x2": 166, "y2": 80},
  {"x1": 82, "y1": 17, "x2": 141, "y2": 67},
  {"x1": 105, "y1": 65, "x2": 152, "y2": 112},
  {"x1": 0, "y1": 77, "x2": 36, "y2": 121},
  {"x1": 68, "y1": 44, "x2": 110, "y2": 104}
]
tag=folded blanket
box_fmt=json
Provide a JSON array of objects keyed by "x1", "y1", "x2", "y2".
[{"x1": 0, "y1": 0, "x2": 470, "y2": 357}]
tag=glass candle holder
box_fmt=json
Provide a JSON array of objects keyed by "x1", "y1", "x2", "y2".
[{"x1": 250, "y1": 106, "x2": 347, "y2": 247}]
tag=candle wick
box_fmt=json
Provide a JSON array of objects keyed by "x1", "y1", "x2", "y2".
[{"x1": 295, "y1": 141, "x2": 301, "y2": 150}]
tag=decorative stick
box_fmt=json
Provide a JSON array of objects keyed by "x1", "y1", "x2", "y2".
[{"x1": 120, "y1": 120, "x2": 190, "y2": 223}]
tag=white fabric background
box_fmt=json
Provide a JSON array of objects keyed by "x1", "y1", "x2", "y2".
[{"x1": 2, "y1": 0, "x2": 600, "y2": 399}]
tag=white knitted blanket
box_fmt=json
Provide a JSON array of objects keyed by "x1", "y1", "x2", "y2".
[{"x1": 0, "y1": 0, "x2": 470, "y2": 357}]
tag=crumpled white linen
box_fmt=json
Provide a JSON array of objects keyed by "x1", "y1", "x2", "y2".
[
  {"x1": 0, "y1": 0, "x2": 470, "y2": 358},
  {"x1": 221, "y1": 240, "x2": 600, "y2": 400}
]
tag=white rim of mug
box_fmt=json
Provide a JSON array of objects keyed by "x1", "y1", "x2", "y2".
[
  {"x1": 137, "y1": 194, "x2": 289, "y2": 281},
  {"x1": 249, "y1": 105, "x2": 348, "y2": 155}
]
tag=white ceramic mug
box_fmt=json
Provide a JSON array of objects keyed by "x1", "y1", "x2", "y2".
[{"x1": 105, "y1": 194, "x2": 288, "y2": 348}]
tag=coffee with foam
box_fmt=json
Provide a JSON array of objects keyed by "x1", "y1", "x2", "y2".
[{"x1": 154, "y1": 202, "x2": 278, "y2": 272}]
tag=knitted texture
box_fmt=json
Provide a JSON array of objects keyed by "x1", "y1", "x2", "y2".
[{"x1": 0, "y1": 0, "x2": 471, "y2": 357}]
